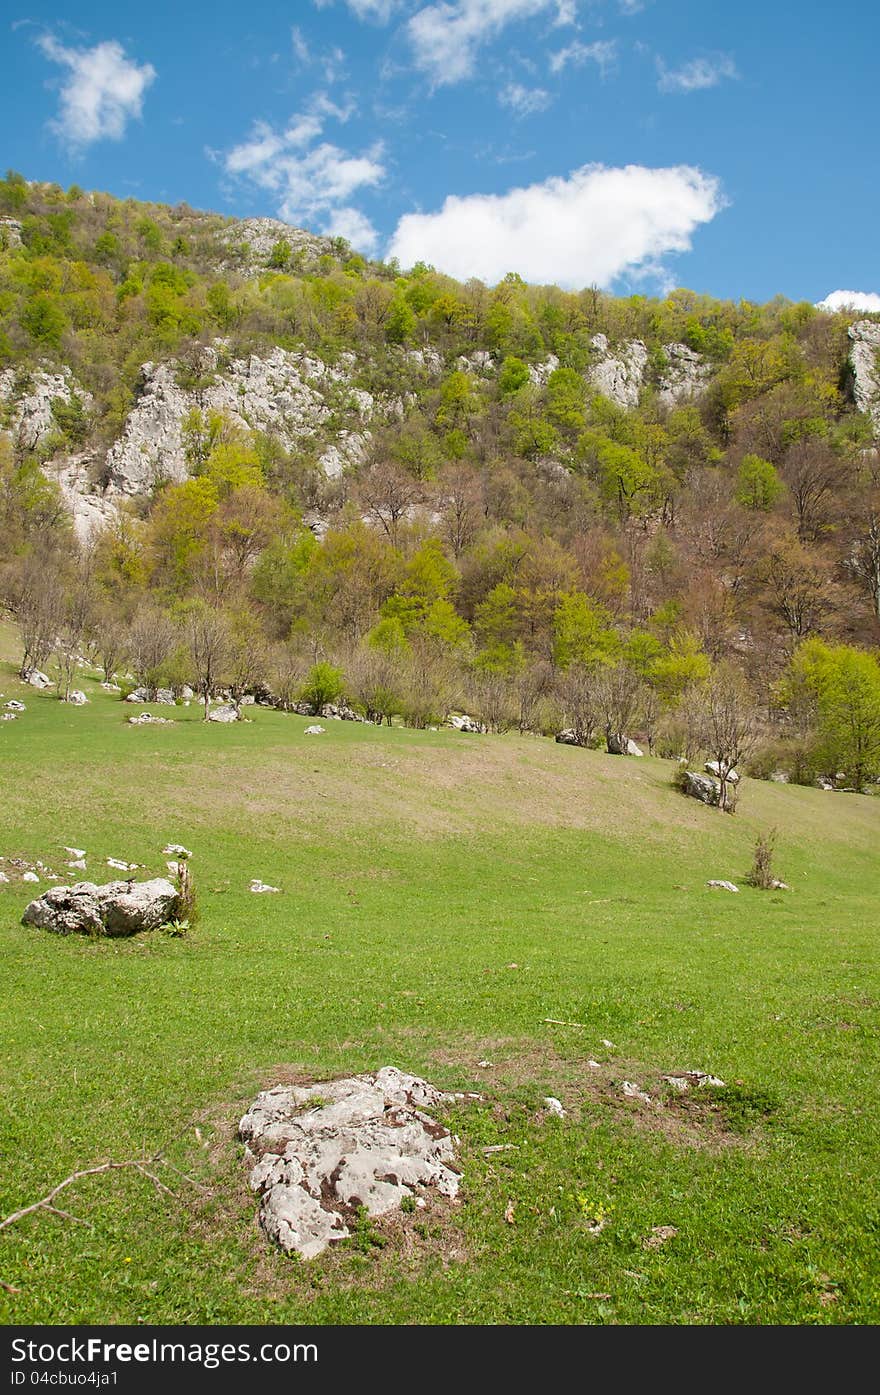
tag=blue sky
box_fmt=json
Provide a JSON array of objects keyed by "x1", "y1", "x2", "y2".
[{"x1": 2, "y1": 0, "x2": 879, "y2": 305}]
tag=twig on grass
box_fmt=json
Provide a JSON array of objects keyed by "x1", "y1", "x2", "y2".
[{"x1": 542, "y1": 1017, "x2": 589, "y2": 1029}]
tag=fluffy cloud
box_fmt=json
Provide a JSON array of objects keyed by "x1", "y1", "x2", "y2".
[
  {"x1": 387, "y1": 162, "x2": 724, "y2": 289},
  {"x1": 657, "y1": 54, "x2": 738, "y2": 94},
  {"x1": 816, "y1": 290, "x2": 880, "y2": 314},
  {"x1": 407, "y1": 0, "x2": 569, "y2": 86},
  {"x1": 499, "y1": 83, "x2": 552, "y2": 115},
  {"x1": 549, "y1": 39, "x2": 617, "y2": 75},
  {"x1": 222, "y1": 110, "x2": 384, "y2": 253},
  {"x1": 36, "y1": 35, "x2": 155, "y2": 148}
]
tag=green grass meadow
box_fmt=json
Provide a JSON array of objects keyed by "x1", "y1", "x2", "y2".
[{"x1": 1, "y1": 640, "x2": 878, "y2": 1324}]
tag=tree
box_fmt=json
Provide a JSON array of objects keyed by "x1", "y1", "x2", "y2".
[
  {"x1": 355, "y1": 461, "x2": 422, "y2": 546},
  {"x1": 128, "y1": 606, "x2": 178, "y2": 697},
  {"x1": 694, "y1": 664, "x2": 759, "y2": 811},
  {"x1": 735, "y1": 454, "x2": 784, "y2": 511},
  {"x1": 788, "y1": 640, "x2": 880, "y2": 791},
  {"x1": 226, "y1": 608, "x2": 268, "y2": 714},
  {"x1": 595, "y1": 662, "x2": 643, "y2": 754},
  {"x1": 554, "y1": 663, "x2": 599, "y2": 747},
  {"x1": 300, "y1": 661, "x2": 344, "y2": 715},
  {"x1": 183, "y1": 602, "x2": 231, "y2": 719}
]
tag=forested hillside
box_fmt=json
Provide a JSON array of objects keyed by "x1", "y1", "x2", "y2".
[{"x1": 2, "y1": 171, "x2": 879, "y2": 788}]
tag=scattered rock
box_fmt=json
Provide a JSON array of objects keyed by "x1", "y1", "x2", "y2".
[
  {"x1": 207, "y1": 704, "x2": 240, "y2": 723},
  {"x1": 1, "y1": 712, "x2": 17, "y2": 721},
  {"x1": 303, "y1": 724, "x2": 325, "y2": 735},
  {"x1": 543, "y1": 1097, "x2": 566, "y2": 1119},
  {"x1": 448, "y1": 713, "x2": 485, "y2": 733},
  {"x1": 101, "y1": 681, "x2": 121, "y2": 692},
  {"x1": 5, "y1": 700, "x2": 26, "y2": 712},
  {"x1": 607, "y1": 734, "x2": 644, "y2": 756},
  {"x1": 66, "y1": 859, "x2": 87, "y2": 871},
  {"x1": 21, "y1": 877, "x2": 180, "y2": 937},
  {"x1": 250, "y1": 879, "x2": 281, "y2": 894},
  {"x1": 63, "y1": 690, "x2": 89, "y2": 706},
  {"x1": 24, "y1": 670, "x2": 52, "y2": 690},
  {"x1": 128, "y1": 713, "x2": 172, "y2": 726},
  {"x1": 644, "y1": 1225, "x2": 678, "y2": 1249},
  {"x1": 63, "y1": 847, "x2": 86, "y2": 859},
  {"x1": 106, "y1": 858, "x2": 138, "y2": 871},
  {"x1": 662, "y1": 1071, "x2": 726, "y2": 1092},
  {"x1": 769, "y1": 771, "x2": 790, "y2": 783},
  {"x1": 0, "y1": 870, "x2": 9, "y2": 883},
  {"x1": 707, "y1": 880, "x2": 739, "y2": 893},
  {"x1": 769, "y1": 878, "x2": 790, "y2": 891},
  {"x1": 239, "y1": 1067, "x2": 465, "y2": 1259},
  {"x1": 621, "y1": 1080, "x2": 651, "y2": 1104},
  {"x1": 705, "y1": 760, "x2": 739, "y2": 783},
  {"x1": 555, "y1": 729, "x2": 583, "y2": 746},
  {"x1": 162, "y1": 844, "x2": 192, "y2": 860},
  {"x1": 22, "y1": 872, "x2": 40, "y2": 883},
  {"x1": 681, "y1": 770, "x2": 721, "y2": 806}
]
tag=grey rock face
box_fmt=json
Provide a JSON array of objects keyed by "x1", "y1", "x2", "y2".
[
  {"x1": 104, "y1": 345, "x2": 376, "y2": 496},
  {"x1": 45, "y1": 455, "x2": 118, "y2": 543},
  {"x1": 217, "y1": 217, "x2": 335, "y2": 274},
  {"x1": 22, "y1": 877, "x2": 180, "y2": 936},
  {"x1": 240, "y1": 1067, "x2": 465, "y2": 1259},
  {"x1": 587, "y1": 334, "x2": 648, "y2": 409},
  {"x1": 656, "y1": 342, "x2": 712, "y2": 407},
  {"x1": 849, "y1": 320, "x2": 880, "y2": 435},
  {"x1": 681, "y1": 770, "x2": 721, "y2": 805},
  {"x1": 528, "y1": 354, "x2": 560, "y2": 388},
  {"x1": 0, "y1": 218, "x2": 23, "y2": 248},
  {"x1": 0, "y1": 366, "x2": 93, "y2": 453}
]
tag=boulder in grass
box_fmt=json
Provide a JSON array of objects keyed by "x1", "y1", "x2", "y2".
[
  {"x1": 64, "y1": 690, "x2": 89, "y2": 706},
  {"x1": 707, "y1": 880, "x2": 739, "y2": 893},
  {"x1": 207, "y1": 703, "x2": 240, "y2": 723},
  {"x1": 681, "y1": 770, "x2": 721, "y2": 806},
  {"x1": 21, "y1": 877, "x2": 180, "y2": 937},
  {"x1": 25, "y1": 670, "x2": 52, "y2": 690}
]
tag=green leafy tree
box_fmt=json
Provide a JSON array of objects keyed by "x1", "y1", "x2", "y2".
[{"x1": 735, "y1": 453, "x2": 784, "y2": 511}]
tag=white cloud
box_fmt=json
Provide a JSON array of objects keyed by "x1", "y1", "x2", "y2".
[
  {"x1": 222, "y1": 109, "x2": 384, "y2": 253},
  {"x1": 291, "y1": 28, "x2": 311, "y2": 65},
  {"x1": 387, "y1": 162, "x2": 724, "y2": 289},
  {"x1": 499, "y1": 82, "x2": 552, "y2": 115},
  {"x1": 550, "y1": 39, "x2": 617, "y2": 75},
  {"x1": 407, "y1": 0, "x2": 570, "y2": 87},
  {"x1": 816, "y1": 289, "x2": 880, "y2": 314},
  {"x1": 346, "y1": 0, "x2": 399, "y2": 19},
  {"x1": 657, "y1": 54, "x2": 738, "y2": 94},
  {"x1": 36, "y1": 34, "x2": 155, "y2": 148}
]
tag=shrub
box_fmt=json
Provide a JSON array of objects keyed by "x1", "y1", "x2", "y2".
[
  {"x1": 748, "y1": 829, "x2": 778, "y2": 889},
  {"x1": 300, "y1": 661, "x2": 344, "y2": 715}
]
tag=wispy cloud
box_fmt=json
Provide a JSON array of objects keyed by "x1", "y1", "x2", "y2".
[
  {"x1": 36, "y1": 34, "x2": 155, "y2": 149},
  {"x1": 499, "y1": 82, "x2": 553, "y2": 116},
  {"x1": 407, "y1": 0, "x2": 573, "y2": 87},
  {"x1": 657, "y1": 53, "x2": 738, "y2": 94},
  {"x1": 221, "y1": 103, "x2": 384, "y2": 253},
  {"x1": 549, "y1": 39, "x2": 617, "y2": 76},
  {"x1": 388, "y1": 161, "x2": 725, "y2": 289}
]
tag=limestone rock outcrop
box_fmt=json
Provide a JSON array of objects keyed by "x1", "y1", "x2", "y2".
[
  {"x1": 849, "y1": 320, "x2": 880, "y2": 435},
  {"x1": 0, "y1": 366, "x2": 93, "y2": 453},
  {"x1": 588, "y1": 334, "x2": 648, "y2": 409},
  {"x1": 104, "y1": 345, "x2": 378, "y2": 496},
  {"x1": 217, "y1": 217, "x2": 335, "y2": 275},
  {"x1": 21, "y1": 877, "x2": 180, "y2": 936},
  {"x1": 240, "y1": 1067, "x2": 465, "y2": 1259}
]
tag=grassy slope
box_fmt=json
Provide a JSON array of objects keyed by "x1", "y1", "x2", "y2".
[{"x1": 0, "y1": 635, "x2": 877, "y2": 1324}]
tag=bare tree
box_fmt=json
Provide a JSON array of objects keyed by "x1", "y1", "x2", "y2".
[
  {"x1": 54, "y1": 583, "x2": 93, "y2": 702},
  {"x1": 695, "y1": 664, "x2": 760, "y2": 811},
  {"x1": 7, "y1": 556, "x2": 66, "y2": 679},
  {"x1": 128, "y1": 606, "x2": 178, "y2": 697},
  {"x1": 554, "y1": 663, "x2": 600, "y2": 746},
  {"x1": 355, "y1": 461, "x2": 423, "y2": 546},
  {"x1": 226, "y1": 609, "x2": 268, "y2": 714},
  {"x1": 184, "y1": 602, "x2": 231, "y2": 720},
  {"x1": 594, "y1": 662, "x2": 643, "y2": 754},
  {"x1": 434, "y1": 464, "x2": 484, "y2": 557}
]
